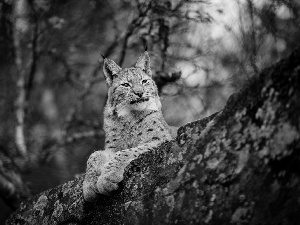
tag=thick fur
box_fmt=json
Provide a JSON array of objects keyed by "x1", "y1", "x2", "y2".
[{"x1": 83, "y1": 52, "x2": 174, "y2": 201}]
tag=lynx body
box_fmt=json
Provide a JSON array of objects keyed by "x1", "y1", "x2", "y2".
[{"x1": 83, "y1": 52, "x2": 174, "y2": 201}]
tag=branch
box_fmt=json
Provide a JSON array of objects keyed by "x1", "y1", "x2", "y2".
[
  {"x1": 118, "y1": 1, "x2": 151, "y2": 66},
  {"x1": 0, "y1": 153, "x2": 30, "y2": 210},
  {"x1": 13, "y1": 0, "x2": 28, "y2": 157},
  {"x1": 247, "y1": 0, "x2": 259, "y2": 74},
  {"x1": 25, "y1": 1, "x2": 39, "y2": 102}
]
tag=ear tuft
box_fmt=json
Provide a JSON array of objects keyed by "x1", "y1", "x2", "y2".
[
  {"x1": 100, "y1": 54, "x2": 106, "y2": 60},
  {"x1": 135, "y1": 51, "x2": 152, "y2": 77},
  {"x1": 103, "y1": 58, "x2": 121, "y2": 86}
]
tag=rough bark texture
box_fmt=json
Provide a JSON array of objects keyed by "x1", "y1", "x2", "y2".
[{"x1": 6, "y1": 47, "x2": 300, "y2": 225}]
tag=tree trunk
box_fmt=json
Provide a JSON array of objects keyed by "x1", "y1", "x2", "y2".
[{"x1": 6, "y1": 47, "x2": 300, "y2": 225}]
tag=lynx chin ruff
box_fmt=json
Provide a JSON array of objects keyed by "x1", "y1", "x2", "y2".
[{"x1": 83, "y1": 51, "x2": 175, "y2": 202}]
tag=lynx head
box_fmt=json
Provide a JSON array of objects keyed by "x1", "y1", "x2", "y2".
[{"x1": 103, "y1": 51, "x2": 161, "y2": 117}]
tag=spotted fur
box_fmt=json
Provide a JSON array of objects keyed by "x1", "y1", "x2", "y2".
[{"x1": 82, "y1": 52, "x2": 176, "y2": 201}]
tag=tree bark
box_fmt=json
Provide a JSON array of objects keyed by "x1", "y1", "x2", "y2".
[{"x1": 6, "y1": 47, "x2": 300, "y2": 225}]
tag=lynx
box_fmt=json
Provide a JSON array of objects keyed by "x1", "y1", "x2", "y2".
[{"x1": 83, "y1": 51, "x2": 175, "y2": 202}]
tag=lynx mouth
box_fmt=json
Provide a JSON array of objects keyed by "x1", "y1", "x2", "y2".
[{"x1": 130, "y1": 97, "x2": 149, "y2": 104}]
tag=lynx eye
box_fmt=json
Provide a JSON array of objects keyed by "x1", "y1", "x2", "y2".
[
  {"x1": 121, "y1": 83, "x2": 131, "y2": 87},
  {"x1": 142, "y1": 79, "x2": 148, "y2": 85}
]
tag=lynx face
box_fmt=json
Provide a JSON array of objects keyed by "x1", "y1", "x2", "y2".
[{"x1": 103, "y1": 52, "x2": 161, "y2": 117}]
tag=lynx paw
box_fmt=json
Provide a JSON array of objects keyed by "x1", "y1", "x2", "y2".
[
  {"x1": 97, "y1": 170, "x2": 124, "y2": 195},
  {"x1": 83, "y1": 179, "x2": 99, "y2": 202}
]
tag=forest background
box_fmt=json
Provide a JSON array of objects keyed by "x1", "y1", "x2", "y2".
[{"x1": 0, "y1": 0, "x2": 299, "y2": 223}]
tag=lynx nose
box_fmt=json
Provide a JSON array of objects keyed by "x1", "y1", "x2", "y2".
[{"x1": 133, "y1": 86, "x2": 143, "y2": 98}]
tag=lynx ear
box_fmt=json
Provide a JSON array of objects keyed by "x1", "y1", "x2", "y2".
[
  {"x1": 103, "y1": 58, "x2": 121, "y2": 86},
  {"x1": 135, "y1": 51, "x2": 152, "y2": 77}
]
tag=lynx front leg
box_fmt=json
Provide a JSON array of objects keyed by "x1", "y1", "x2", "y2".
[
  {"x1": 83, "y1": 150, "x2": 114, "y2": 202},
  {"x1": 97, "y1": 142, "x2": 158, "y2": 195}
]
